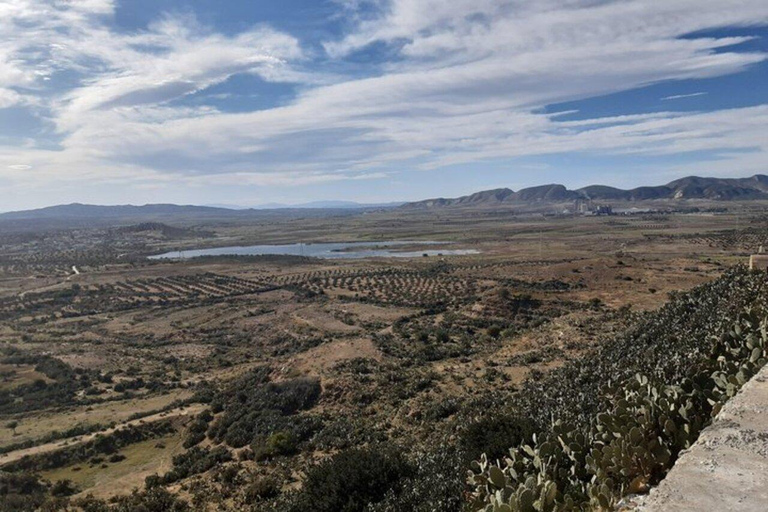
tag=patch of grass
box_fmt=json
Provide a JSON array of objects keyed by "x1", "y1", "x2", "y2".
[
  {"x1": 0, "y1": 364, "x2": 53, "y2": 391},
  {"x1": 41, "y1": 432, "x2": 184, "y2": 498},
  {"x1": 0, "y1": 389, "x2": 192, "y2": 448}
]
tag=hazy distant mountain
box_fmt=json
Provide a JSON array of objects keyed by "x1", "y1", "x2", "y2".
[
  {"x1": 252, "y1": 200, "x2": 403, "y2": 209},
  {"x1": 0, "y1": 203, "x2": 235, "y2": 220},
  {"x1": 402, "y1": 174, "x2": 768, "y2": 209},
  {"x1": 204, "y1": 200, "x2": 403, "y2": 209},
  {"x1": 5, "y1": 174, "x2": 766, "y2": 230},
  {"x1": 0, "y1": 200, "x2": 401, "y2": 232},
  {"x1": 202, "y1": 203, "x2": 250, "y2": 209},
  {"x1": 0, "y1": 200, "x2": 401, "y2": 221}
]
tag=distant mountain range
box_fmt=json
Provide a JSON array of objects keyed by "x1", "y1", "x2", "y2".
[
  {"x1": 0, "y1": 202, "x2": 395, "y2": 232},
  {"x1": 0, "y1": 201, "x2": 398, "y2": 222},
  {"x1": 401, "y1": 174, "x2": 768, "y2": 209},
  {"x1": 203, "y1": 200, "x2": 403, "y2": 210},
  {"x1": 252, "y1": 200, "x2": 404, "y2": 209},
  {"x1": 3, "y1": 175, "x2": 767, "y2": 231},
  {"x1": 0, "y1": 203, "x2": 236, "y2": 220}
]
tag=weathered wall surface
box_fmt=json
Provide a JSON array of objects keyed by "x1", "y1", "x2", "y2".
[
  {"x1": 750, "y1": 255, "x2": 768, "y2": 271},
  {"x1": 633, "y1": 364, "x2": 768, "y2": 511}
]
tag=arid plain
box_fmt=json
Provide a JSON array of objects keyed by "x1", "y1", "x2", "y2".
[{"x1": 0, "y1": 201, "x2": 765, "y2": 509}]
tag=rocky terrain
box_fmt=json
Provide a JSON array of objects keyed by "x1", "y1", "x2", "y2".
[{"x1": 403, "y1": 174, "x2": 768, "y2": 209}]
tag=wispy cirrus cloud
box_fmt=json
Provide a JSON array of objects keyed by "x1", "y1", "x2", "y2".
[
  {"x1": 662, "y1": 92, "x2": 709, "y2": 101},
  {"x1": 0, "y1": 0, "x2": 767, "y2": 209},
  {"x1": 0, "y1": 1, "x2": 303, "y2": 117}
]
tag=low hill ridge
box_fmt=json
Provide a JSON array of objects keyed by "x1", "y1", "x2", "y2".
[{"x1": 402, "y1": 174, "x2": 768, "y2": 209}]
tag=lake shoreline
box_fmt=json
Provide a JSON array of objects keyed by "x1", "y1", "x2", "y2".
[{"x1": 148, "y1": 240, "x2": 479, "y2": 260}]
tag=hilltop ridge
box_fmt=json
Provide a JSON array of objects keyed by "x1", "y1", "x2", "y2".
[{"x1": 402, "y1": 174, "x2": 768, "y2": 209}]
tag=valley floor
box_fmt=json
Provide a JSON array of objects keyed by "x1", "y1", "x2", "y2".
[{"x1": 1, "y1": 203, "x2": 767, "y2": 509}]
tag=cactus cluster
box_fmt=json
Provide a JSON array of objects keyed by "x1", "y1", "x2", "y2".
[
  {"x1": 469, "y1": 420, "x2": 589, "y2": 512},
  {"x1": 469, "y1": 308, "x2": 768, "y2": 512}
]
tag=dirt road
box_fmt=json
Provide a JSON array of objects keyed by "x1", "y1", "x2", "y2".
[{"x1": 0, "y1": 404, "x2": 204, "y2": 467}]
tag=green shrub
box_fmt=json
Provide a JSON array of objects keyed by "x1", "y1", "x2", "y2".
[
  {"x1": 460, "y1": 414, "x2": 536, "y2": 463},
  {"x1": 111, "y1": 486, "x2": 189, "y2": 512},
  {"x1": 207, "y1": 369, "x2": 322, "y2": 449},
  {"x1": 0, "y1": 472, "x2": 48, "y2": 512},
  {"x1": 369, "y1": 447, "x2": 466, "y2": 512},
  {"x1": 50, "y1": 479, "x2": 79, "y2": 497},
  {"x1": 244, "y1": 475, "x2": 281, "y2": 501},
  {"x1": 252, "y1": 430, "x2": 297, "y2": 461},
  {"x1": 0, "y1": 354, "x2": 92, "y2": 415},
  {"x1": 183, "y1": 431, "x2": 206, "y2": 449},
  {"x1": 289, "y1": 444, "x2": 415, "y2": 512},
  {"x1": 469, "y1": 308, "x2": 768, "y2": 511},
  {"x1": 160, "y1": 446, "x2": 232, "y2": 484}
]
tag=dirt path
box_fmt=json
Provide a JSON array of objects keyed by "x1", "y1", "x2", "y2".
[
  {"x1": 631, "y1": 364, "x2": 768, "y2": 511},
  {"x1": 0, "y1": 404, "x2": 204, "y2": 467},
  {"x1": 17, "y1": 278, "x2": 68, "y2": 298}
]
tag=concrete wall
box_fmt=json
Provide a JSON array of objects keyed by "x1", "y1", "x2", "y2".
[{"x1": 750, "y1": 255, "x2": 768, "y2": 270}]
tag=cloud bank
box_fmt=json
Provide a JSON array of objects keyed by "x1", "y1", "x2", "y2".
[{"x1": 0, "y1": 0, "x2": 767, "y2": 206}]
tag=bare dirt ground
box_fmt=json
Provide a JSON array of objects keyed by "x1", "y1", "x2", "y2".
[
  {"x1": 1, "y1": 203, "x2": 767, "y2": 503},
  {"x1": 291, "y1": 337, "x2": 382, "y2": 377}
]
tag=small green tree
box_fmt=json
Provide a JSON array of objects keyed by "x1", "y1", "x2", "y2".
[{"x1": 6, "y1": 420, "x2": 18, "y2": 436}]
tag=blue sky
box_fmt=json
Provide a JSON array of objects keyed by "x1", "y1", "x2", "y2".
[{"x1": 0, "y1": 0, "x2": 767, "y2": 210}]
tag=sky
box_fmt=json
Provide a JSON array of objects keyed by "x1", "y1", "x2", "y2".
[{"x1": 1, "y1": 0, "x2": 767, "y2": 211}]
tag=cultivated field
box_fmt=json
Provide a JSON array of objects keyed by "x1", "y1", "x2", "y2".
[{"x1": 1, "y1": 202, "x2": 766, "y2": 510}]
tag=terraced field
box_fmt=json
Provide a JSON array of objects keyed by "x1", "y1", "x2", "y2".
[{"x1": 1, "y1": 204, "x2": 765, "y2": 511}]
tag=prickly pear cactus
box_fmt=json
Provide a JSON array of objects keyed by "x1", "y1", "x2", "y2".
[{"x1": 469, "y1": 310, "x2": 768, "y2": 512}]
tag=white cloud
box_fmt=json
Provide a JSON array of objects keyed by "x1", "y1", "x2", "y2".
[
  {"x1": 185, "y1": 170, "x2": 389, "y2": 187},
  {"x1": 0, "y1": 2, "x2": 303, "y2": 119},
  {"x1": 0, "y1": 87, "x2": 22, "y2": 108},
  {"x1": 662, "y1": 92, "x2": 709, "y2": 101},
  {"x1": 0, "y1": 0, "x2": 767, "y2": 203}
]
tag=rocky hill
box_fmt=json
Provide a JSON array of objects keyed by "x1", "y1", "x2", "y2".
[{"x1": 402, "y1": 174, "x2": 768, "y2": 209}]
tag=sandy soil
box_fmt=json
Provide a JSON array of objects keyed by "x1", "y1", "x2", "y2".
[{"x1": 290, "y1": 337, "x2": 382, "y2": 377}]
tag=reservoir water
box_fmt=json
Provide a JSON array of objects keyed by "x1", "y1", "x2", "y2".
[{"x1": 148, "y1": 241, "x2": 479, "y2": 260}]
